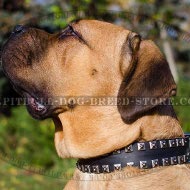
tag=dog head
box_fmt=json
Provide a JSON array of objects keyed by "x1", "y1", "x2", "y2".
[
  {"x1": 2, "y1": 21, "x2": 129, "y2": 119},
  {"x1": 2, "y1": 20, "x2": 177, "y2": 158}
]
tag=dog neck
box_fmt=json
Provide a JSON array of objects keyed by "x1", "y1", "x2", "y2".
[
  {"x1": 76, "y1": 134, "x2": 190, "y2": 174},
  {"x1": 55, "y1": 103, "x2": 184, "y2": 159},
  {"x1": 137, "y1": 104, "x2": 184, "y2": 141},
  {"x1": 75, "y1": 104, "x2": 189, "y2": 175}
]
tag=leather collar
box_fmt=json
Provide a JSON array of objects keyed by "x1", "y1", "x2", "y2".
[{"x1": 77, "y1": 134, "x2": 190, "y2": 174}]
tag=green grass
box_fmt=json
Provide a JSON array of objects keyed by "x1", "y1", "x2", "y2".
[
  {"x1": 174, "y1": 77, "x2": 190, "y2": 133},
  {"x1": 0, "y1": 159, "x2": 65, "y2": 190},
  {"x1": 0, "y1": 106, "x2": 76, "y2": 189}
]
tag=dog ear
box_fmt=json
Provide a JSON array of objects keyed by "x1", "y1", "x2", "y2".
[{"x1": 118, "y1": 34, "x2": 177, "y2": 123}]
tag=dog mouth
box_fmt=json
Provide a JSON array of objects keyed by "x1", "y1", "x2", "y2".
[
  {"x1": 25, "y1": 92, "x2": 47, "y2": 115},
  {"x1": 23, "y1": 92, "x2": 51, "y2": 119},
  {"x1": 24, "y1": 92, "x2": 68, "y2": 120},
  {"x1": 11, "y1": 84, "x2": 63, "y2": 120}
]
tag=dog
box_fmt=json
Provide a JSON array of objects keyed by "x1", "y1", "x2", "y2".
[{"x1": 2, "y1": 20, "x2": 190, "y2": 190}]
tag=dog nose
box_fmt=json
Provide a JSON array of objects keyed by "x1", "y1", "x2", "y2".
[{"x1": 12, "y1": 25, "x2": 25, "y2": 34}]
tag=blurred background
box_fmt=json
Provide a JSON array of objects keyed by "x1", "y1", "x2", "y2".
[{"x1": 0, "y1": 0, "x2": 190, "y2": 189}]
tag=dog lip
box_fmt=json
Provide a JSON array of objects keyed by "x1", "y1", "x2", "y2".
[
  {"x1": 10, "y1": 83, "x2": 67, "y2": 119},
  {"x1": 24, "y1": 92, "x2": 48, "y2": 115},
  {"x1": 23, "y1": 91, "x2": 68, "y2": 119}
]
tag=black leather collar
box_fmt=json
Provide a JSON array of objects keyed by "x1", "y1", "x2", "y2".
[{"x1": 77, "y1": 134, "x2": 190, "y2": 174}]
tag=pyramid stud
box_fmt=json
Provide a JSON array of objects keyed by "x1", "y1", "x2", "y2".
[
  {"x1": 113, "y1": 150, "x2": 121, "y2": 154},
  {"x1": 178, "y1": 155, "x2": 186, "y2": 164},
  {"x1": 184, "y1": 138, "x2": 188, "y2": 144},
  {"x1": 92, "y1": 165, "x2": 99, "y2": 173},
  {"x1": 81, "y1": 165, "x2": 85, "y2": 172},
  {"x1": 125, "y1": 145, "x2": 133, "y2": 153},
  {"x1": 84, "y1": 165, "x2": 91, "y2": 173},
  {"x1": 140, "y1": 161, "x2": 147, "y2": 169},
  {"x1": 160, "y1": 140, "x2": 167, "y2": 148},
  {"x1": 186, "y1": 153, "x2": 190, "y2": 162},
  {"x1": 169, "y1": 139, "x2": 176, "y2": 147},
  {"x1": 137, "y1": 143, "x2": 146, "y2": 151},
  {"x1": 114, "y1": 164, "x2": 121, "y2": 171},
  {"x1": 151, "y1": 159, "x2": 159, "y2": 168},
  {"x1": 102, "y1": 165, "x2": 110, "y2": 173},
  {"x1": 162, "y1": 158, "x2": 169, "y2": 166},
  {"x1": 76, "y1": 163, "x2": 82, "y2": 171},
  {"x1": 149, "y1": 141, "x2": 157, "y2": 149},
  {"x1": 176, "y1": 139, "x2": 185, "y2": 147},
  {"x1": 126, "y1": 162, "x2": 134, "y2": 167},
  {"x1": 170, "y1": 156, "x2": 178, "y2": 165}
]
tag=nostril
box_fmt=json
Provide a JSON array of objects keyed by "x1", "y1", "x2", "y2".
[{"x1": 12, "y1": 25, "x2": 25, "y2": 34}]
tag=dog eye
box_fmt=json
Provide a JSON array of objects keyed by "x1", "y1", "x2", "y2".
[{"x1": 59, "y1": 25, "x2": 79, "y2": 39}]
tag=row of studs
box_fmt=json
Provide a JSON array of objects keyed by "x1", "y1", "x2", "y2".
[
  {"x1": 78, "y1": 154, "x2": 189, "y2": 173},
  {"x1": 112, "y1": 138, "x2": 188, "y2": 154},
  {"x1": 139, "y1": 155, "x2": 188, "y2": 169}
]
